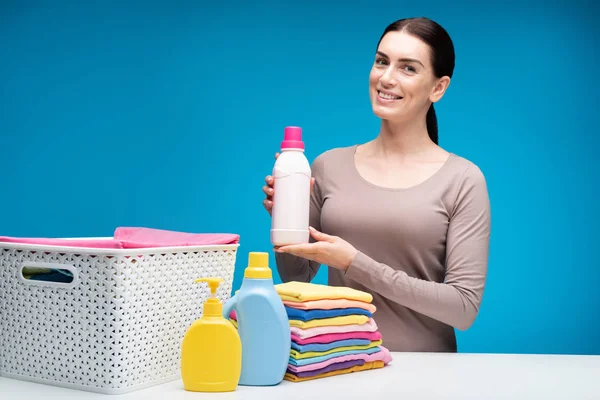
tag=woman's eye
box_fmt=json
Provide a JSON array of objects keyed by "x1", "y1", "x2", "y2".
[
  {"x1": 403, "y1": 65, "x2": 416, "y2": 73},
  {"x1": 375, "y1": 58, "x2": 388, "y2": 66}
]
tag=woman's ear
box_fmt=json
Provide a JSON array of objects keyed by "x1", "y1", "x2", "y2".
[{"x1": 430, "y1": 76, "x2": 451, "y2": 103}]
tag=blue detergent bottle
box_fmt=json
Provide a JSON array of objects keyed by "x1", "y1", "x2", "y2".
[{"x1": 222, "y1": 252, "x2": 290, "y2": 386}]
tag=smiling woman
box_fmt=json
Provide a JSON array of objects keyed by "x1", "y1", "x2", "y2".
[
  {"x1": 370, "y1": 18, "x2": 456, "y2": 146},
  {"x1": 263, "y1": 17, "x2": 491, "y2": 353}
]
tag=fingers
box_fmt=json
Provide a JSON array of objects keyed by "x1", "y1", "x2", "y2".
[
  {"x1": 309, "y1": 226, "x2": 334, "y2": 242},
  {"x1": 263, "y1": 198, "x2": 273, "y2": 213},
  {"x1": 267, "y1": 154, "x2": 278, "y2": 212},
  {"x1": 265, "y1": 175, "x2": 274, "y2": 187},
  {"x1": 275, "y1": 243, "x2": 310, "y2": 255},
  {"x1": 263, "y1": 175, "x2": 275, "y2": 214},
  {"x1": 262, "y1": 184, "x2": 274, "y2": 198},
  {"x1": 310, "y1": 177, "x2": 315, "y2": 193}
]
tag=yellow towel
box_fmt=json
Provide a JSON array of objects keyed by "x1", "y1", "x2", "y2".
[
  {"x1": 288, "y1": 314, "x2": 369, "y2": 329},
  {"x1": 275, "y1": 281, "x2": 373, "y2": 303},
  {"x1": 231, "y1": 314, "x2": 367, "y2": 331},
  {"x1": 290, "y1": 340, "x2": 382, "y2": 359},
  {"x1": 284, "y1": 361, "x2": 384, "y2": 382}
]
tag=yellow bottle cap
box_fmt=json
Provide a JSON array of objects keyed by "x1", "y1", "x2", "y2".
[
  {"x1": 244, "y1": 252, "x2": 271, "y2": 279},
  {"x1": 195, "y1": 277, "x2": 224, "y2": 317}
]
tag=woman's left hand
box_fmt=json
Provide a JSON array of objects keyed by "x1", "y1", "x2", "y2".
[{"x1": 274, "y1": 226, "x2": 358, "y2": 271}]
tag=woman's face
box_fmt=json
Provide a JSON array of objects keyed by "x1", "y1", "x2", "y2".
[{"x1": 369, "y1": 30, "x2": 446, "y2": 124}]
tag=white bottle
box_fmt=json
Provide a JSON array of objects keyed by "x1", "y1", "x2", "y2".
[{"x1": 270, "y1": 126, "x2": 311, "y2": 246}]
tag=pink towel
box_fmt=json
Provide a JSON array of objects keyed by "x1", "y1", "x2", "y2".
[
  {"x1": 0, "y1": 237, "x2": 123, "y2": 248},
  {"x1": 283, "y1": 298, "x2": 376, "y2": 313},
  {"x1": 0, "y1": 227, "x2": 239, "y2": 249},
  {"x1": 287, "y1": 346, "x2": 393, "y2": 373},
  {"x1": 291, "y1": 330, "x2": 382, "y2": 345},
  {"x1": 290, "y1": 318, "x2": 379, "y2": 339},
  {"x1": 114, "y1": 227, "x2": 239, "y2": 248}
]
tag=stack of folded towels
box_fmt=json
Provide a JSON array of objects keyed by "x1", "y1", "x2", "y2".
[
  {"x1": 275, "y1": 281, "x2": 392, "y2": 382},
  {"x1": 227, "y1": 281, "x2": 393, "y2": 382}
]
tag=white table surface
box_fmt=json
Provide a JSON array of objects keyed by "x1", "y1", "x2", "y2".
[{"x1": 1, "y1": 352, "x2": 599, "y2": 399}]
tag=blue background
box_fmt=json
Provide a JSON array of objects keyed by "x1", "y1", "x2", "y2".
[{"x1": 1, "y1": 1, "x2": 598, "y2": 355}]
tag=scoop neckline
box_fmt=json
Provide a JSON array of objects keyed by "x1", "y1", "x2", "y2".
[{"x1": 349, "y1": 144, "x2": 455, "y2": 192}]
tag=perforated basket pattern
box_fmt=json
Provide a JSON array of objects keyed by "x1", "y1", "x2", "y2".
[{"x1": 0, "y1": 244, "x2": 237, "y2": 394}]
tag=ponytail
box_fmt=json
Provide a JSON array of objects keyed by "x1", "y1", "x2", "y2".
[{"x1": 426, "y1": 104, "x2": 438, "y2": 145}]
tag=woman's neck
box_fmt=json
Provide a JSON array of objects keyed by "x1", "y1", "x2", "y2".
[{"x1": 370, "y1": 117, "x2": 435, "y2": 159}]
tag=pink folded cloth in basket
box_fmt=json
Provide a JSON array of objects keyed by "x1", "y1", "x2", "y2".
[
  {"x1": 0, "y1": 237, "x2": 122, "y2": 248},
  {"x1": 0, "y1": 227, "x2": 239, "y2": 249},
  {"x1": 114, "y1": 227, "x2": 239, "y2": 248}
]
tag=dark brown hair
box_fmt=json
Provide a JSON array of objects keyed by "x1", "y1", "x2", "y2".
[{"x1": 377, "y1": 17, "x2": 455, "y2": 144}]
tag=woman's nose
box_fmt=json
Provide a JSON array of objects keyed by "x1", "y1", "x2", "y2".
[{"x1": 379, "y1": 67, "x2": 397, "y2": 87}]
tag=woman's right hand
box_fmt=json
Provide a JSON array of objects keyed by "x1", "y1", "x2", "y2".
[{"x1": 263, "y1": 152, "x2": 314, "y2": 216}]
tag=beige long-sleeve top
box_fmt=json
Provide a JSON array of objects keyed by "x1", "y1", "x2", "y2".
[{"x1": 275, "y1": 145, "x2": 491, "y2": 352}]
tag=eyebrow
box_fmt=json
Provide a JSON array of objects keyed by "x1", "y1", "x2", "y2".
[{"x1": 376, "y1": 51, "x2": 424, "y2": 67}]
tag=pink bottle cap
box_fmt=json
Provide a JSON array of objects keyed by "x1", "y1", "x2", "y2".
[{"x1": 281, "y1": 126, "x2": 305, "y2": 150}]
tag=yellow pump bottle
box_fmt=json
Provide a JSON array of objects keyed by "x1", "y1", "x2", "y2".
[{"x1": 181, "y1": 277, "x2": 242, "y2": 392}]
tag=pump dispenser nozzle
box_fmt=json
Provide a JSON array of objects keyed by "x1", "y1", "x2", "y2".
[{"x1": 195, "y1": 277, "x2": 224, "y2": 317}]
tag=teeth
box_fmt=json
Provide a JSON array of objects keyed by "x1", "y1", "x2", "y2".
[{"x1": 379, "y1": 91, "x2": 400, "y2": 100}]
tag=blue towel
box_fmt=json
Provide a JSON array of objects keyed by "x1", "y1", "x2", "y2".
[
  {"x1": 288, "y1": 347, "x2": 381, "y2": 366},
  {"x1": 284, "y1": 306, "x2": 373, "y2": 321},
  {"x1": 291, "y1": 338, "x2": 370, "y2": 353}
]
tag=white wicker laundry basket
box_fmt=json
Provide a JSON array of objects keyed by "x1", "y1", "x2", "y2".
[{"x1": 0, "y1": 239, "x2": 239, "y2": 394}]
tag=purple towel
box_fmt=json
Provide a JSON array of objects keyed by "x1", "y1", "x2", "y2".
[{"x1": 287, "y1": 359, "x2": 366, "y2": 378}]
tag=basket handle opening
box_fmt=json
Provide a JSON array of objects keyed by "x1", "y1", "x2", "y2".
[{"x1": 19, "y1": 261, "x2": 78, "y2": 289}]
